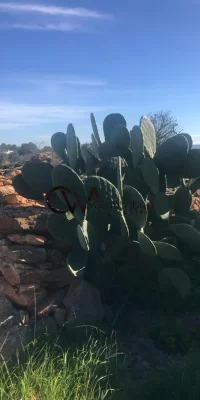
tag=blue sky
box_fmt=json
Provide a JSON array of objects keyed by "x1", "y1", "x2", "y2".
[{"x1": 0, "y1": 0, "x2": 200, "y2": 146}]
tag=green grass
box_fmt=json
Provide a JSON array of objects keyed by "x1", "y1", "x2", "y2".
[
  {"x1": 2, "y1": 327, "x2": 200, "y2": 400},
  {"x1": 0, "y1": 327, "x2": 121, "y2": 400}
]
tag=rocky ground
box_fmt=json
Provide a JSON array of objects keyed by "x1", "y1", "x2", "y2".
[
  {"x1": 1, "y1": 157, "x2": 200, "y2": 379},
  {"x1": 0, "y1": 163, "x2": 105, "y2": 361}
]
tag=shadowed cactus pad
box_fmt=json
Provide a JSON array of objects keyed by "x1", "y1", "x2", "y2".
[
  {"x1": 12, "y1": 174, "x2": 43, "y2": 201},
  {"x1": 123, "y1": 186, "x2": 147, "y2": 230},
  {"x1": 81, "y1": 146, "x2": 97, "y2": 176},
  {"x1": 91, "y1": 133, "x2": 100, "y2": 157},
  {"x1": 77, "y1": 220, "x2": 98, "y2": 252},
  {"x1": 158, "y1": 268, "x2": 191, "y2": 298},
  {"x1": 90, "y1": 112, "x2": 101, "y2": 146},
  {"x1": 179, "y1": 133, "x2": 193, "y2": 150},
  {"x1": 130, "y1": 125, "x2": 144, "y2": 168},
  {"x1": 153, "y1": 241, "x2": 183, "y2": 261},
  {"x1": 140, "y1": 158, "x2": 159, "y2": 195},
  {"x1": 51, "y1": 132, "x2": 67, "y2": 160},
  {"x1": 154, "y1": 192, "x2": 169, "y2": 219},
  {"x1": 66, "y1": 123, "x2": 78, "y2": 171},
  {"x1": 170, "y1": 223, "x2": 200, "y2": 253},
  {"x1": 22, "y1": 161, "x2": 53, "y2": 194},
  {"x1": 117, "y1": 156, "x2": 123, "y2": 198},
  {"x1": 154, "y1": 135, "x2": 189, "y2": 174},
  {"x1": 47, "y1": 213, "x2": 78, "y2": 243},
  {"x1": 182, "y1": 149, "x2": 200, "y2": 178},
  {"x1": 109, "y1": 124, "x2": 130, "y2": 148},
  {"x1": 53, "y1": 164, "x2": 87, "y2": 222},
  {"x1": 173, "y1": 183, "x2": 192, "y2": 216},
  {"x1": 138, "y1": 230, "x2": 157, "y2": 257},
  {"x1": 103, "y1": 113, "x2": 127, "y2": 142}
]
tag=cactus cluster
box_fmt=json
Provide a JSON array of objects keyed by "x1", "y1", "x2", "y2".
[{"x1": 12, "y1": 113, "x2": 200, "y2": 303}]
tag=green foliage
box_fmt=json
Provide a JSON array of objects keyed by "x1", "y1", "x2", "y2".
[
  {"x1": 12, "y1": 111, "x2": 200, "y2": 308},
  {"x1": 18, "y1": 142, "x2": 38, "y2": 155}
]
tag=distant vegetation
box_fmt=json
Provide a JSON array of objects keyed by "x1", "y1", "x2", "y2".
[{"x1": 0, "y1": 142, "x2": 53, "y2": 167}]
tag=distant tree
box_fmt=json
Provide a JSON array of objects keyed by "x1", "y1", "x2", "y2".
[
  {"x1": 18, "y1": 142, "x2": 38, "y2": 156},
  {"x1": 0, "y1": 143, "x2": 19, "y2": 152},
  {"x1": 9, "y1": 144, "x2": 18, "y2": 151},
  {"x1": 41, "y1": 145, "x2": 52, "y2": 152},
  {"x1": 0, "y1": 143, "x2": 8, "y2": 152},
  {"x1": 148, "y1": 110, "x2": 182, "y2": 147}
]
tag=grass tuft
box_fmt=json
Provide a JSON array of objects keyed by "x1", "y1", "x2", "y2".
[{"x1": 0, "y1": 327, "x2": 121, "y2": 400}]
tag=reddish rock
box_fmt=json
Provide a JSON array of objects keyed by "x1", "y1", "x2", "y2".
[
  {"x1": 0, "y1": 185, "x2": 15, "y2": 197},
  {"x1": 4, "y1": 194, "x2": 43, "y2": 207},
  {"x1": 0, "y1": 259, "x2": 21, "y2": 285},
  {"x1": 0, "y1": 278, "x2": 46, "y2": 307},
  {"x1": 7, "y1": 234, "x2": 46, "y2": 246},
  {"x1": 0, "y1": 216, "x2": 22, "y2": 233},
  {"x1": 18, "y1": 284, "x2": 47, "y2": 308}
]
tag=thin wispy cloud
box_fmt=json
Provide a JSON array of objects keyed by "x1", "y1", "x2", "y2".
[
  {"x1": 0, "y1": 73, "x2": 107, "y2": 87},
  {"x1": 24, "y1": 76, "x2": 107, "y2": 87},
  {"x1": 5, "y1": 23, "x2": 82, "y2": 32},
  {"x1": 0, "y1": 102, "x2": 108, "y2": 130},
  {"x1": 0, "y1": 2, "x2": 112, "y2": 19}
]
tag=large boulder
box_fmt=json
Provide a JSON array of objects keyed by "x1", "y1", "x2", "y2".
[{"x1": 63, "y1": 280, "x2": 104, "y2": 326}]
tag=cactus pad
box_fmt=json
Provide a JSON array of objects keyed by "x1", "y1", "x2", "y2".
[
  {"x1": 130, "y1": 125, "x2": 144, "y2": 168},
  {"x1": 12, "y1": 174, "x2": 43, "y2": 201},
  {"x1": 22, "y1": 161, "x2": 53, "y2": 193},
  {"x1": 123, "y1": 185, "x2": 148, "y2": 230},
  {"x1": 153, "y1": 241, "x2": 183, "y2": 261},
  {"x1": 103, "y1": 113, "x2": 126, "y2": 142},
  {"x1": 140, "y1": 158, "x2": 159, "y2": 195},
  {"x1": 140, "y1": 116, "x2": 156, "y2": 158},
  {"x1": 170, "y1": 223, "x2": 200, "y2": 253},
  {"x1": 52, "y1": 164, "x2": 87, "y2": 222},
  {"x1": 137, "y1": 230, "x2": 157, "y2": 257},
  {"x1": 90, "y1": 113, "x2": 101, "y2": 146},
  {"x1": 51, "y1": 132, "x2": 67, "y2": 160},
  {"x1": 158, "y1": 268, "x2": 191, "y2": 298},
  {"x1": 66, "y1": 123, "x2": 78, "y2": 171},
  {"x1": 47, "y1": 213, "x2": 78, "y2": 243}
]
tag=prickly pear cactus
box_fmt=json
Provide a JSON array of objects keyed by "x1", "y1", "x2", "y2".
[
  {"x1": 103, "y1": 113, "x2": 127, "y2": 142},
  {"x1": 66, "y1": 123, "x2": 78, "y2": 171},
  {"x1": 140, "y1": 116, "x2": 156, "y2": 158},
  {"x1": 11, "y1": 111, "x2": 199, "y2": 307}
]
